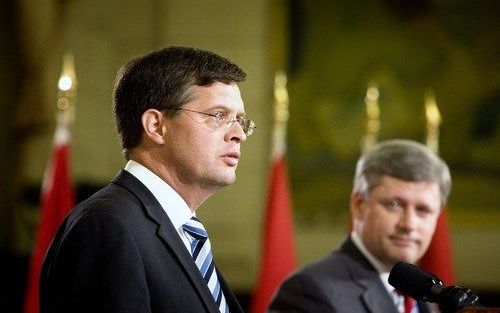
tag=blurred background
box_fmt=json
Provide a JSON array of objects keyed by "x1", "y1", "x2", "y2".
[{"x1": 1, "y1": 0, "x2": 499, "y2": 312}]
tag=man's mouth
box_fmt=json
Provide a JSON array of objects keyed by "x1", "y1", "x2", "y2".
[
  {"x1": 222, "y1": 152, "x2": 240, "y2": 166},
  {"x1": 390, "y1": 235, "x2": 418, "y2": 247}
]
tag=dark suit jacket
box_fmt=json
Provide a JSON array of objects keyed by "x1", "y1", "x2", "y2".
[
  {"x1": 40, "y1": 170, "x2": 243, "y2": 313},
  {"x1": 269, "y1": 237, "x2": 431, "y2": 313}
]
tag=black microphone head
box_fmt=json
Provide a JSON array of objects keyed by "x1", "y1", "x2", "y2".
[{"x1": 389, "y1": 261, "x2": 443, "y2": 301}]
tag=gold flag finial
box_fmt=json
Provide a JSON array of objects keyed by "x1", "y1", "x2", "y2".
[
  {"x1": 362, "y1": 83, "x2": 380, "y2": 152},
  {"x1": 274, "y1": 70, "x2": 289, "y2": 124},
  {"x1": 57, "y1": 53, "x2": 77, "y2": 124},
  {"x1": 271, "y1": 70, "x2": 290, "y2": 160},
  {"x1": 425, "y1": 89, "x2": 441, "y2": 153}
]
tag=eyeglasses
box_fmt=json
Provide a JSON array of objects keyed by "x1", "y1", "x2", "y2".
[{"x1": 169, "y1": 107, "x2": 256, "y2": 136}]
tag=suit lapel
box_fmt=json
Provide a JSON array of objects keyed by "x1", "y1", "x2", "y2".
[
  {"x1": 155, "y1": 218, "x2": 221, "y2": 313},
  {"x1": 360, "y1": 282, "x2": 399, "y2": 313},
  {"x1": 340, "y1": 238, "x2": 399, "y2": 313},
  {"x1": 112, "y1": 170, "x2": 221, "y2": 313}
]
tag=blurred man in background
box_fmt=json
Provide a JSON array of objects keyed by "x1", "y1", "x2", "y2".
[{"x1": 269, "y1": 139, "x2": 450, "y2": 313}]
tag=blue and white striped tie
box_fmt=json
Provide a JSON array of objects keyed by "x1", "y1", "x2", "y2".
[{"x1": 183, "y1": 217, "x2": 230, "y2": 313}]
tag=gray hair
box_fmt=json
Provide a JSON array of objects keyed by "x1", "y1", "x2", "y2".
[{"x1": 353, "y1": 139, "x2": 451, "y2": 206}]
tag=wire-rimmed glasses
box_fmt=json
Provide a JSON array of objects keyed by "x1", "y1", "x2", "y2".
[{"x1": 168, "y1": 107, "x2": 256, "y2": 136}]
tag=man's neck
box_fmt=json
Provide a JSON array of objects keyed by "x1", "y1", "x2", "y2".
[
  {"x1": 128, "y1": 153, "x2": 214, "y2": 211},
  {"x1": 350, "y1": 231, "x2": 393, "y2": 273}
]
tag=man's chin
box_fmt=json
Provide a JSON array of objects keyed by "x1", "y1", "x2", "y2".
[
  {"x1": 396, "y1": 255, "x2": 420, "y2": 265},
  {"x1": 214, "y1": 173, "x2": 237, "y2": 187},
  {"x1": 388, "y1": 250, "x2": 421, "y2": 265}
]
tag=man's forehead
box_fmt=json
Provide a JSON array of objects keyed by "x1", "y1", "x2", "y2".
[
  {"x1": 188, "y1": 83, "x2": 244, "y2": 112},
  {"x1": 372, "y1": 176, "x2": 440, "y2": 194}
]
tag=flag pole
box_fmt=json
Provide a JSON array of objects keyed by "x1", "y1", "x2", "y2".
[
  {"x1": 362, "y1": 83, "x2": 380, "y2": 153},
  {"x1": 41, "y1": 53, "x2": 77, "y2": 196},
  {"x1": 250, "y1": 70, "x2": 297, "y2": 313},
  {"x1": 420, "y1": 88, "x2": 456, "y2": 285},
  {"x1": 56, "y1": 53, "x2": 77, "y2": 124},
  {"x1": 272, "y1": 70, "x2": 289, "y2": 159},
  {"x1": 349, "y1": 83, "x2": 380, "y2": 231},
  {"x1": 24, "y1": 53, "x2": 77, "y2": 313},
  {"x1": 425, "y1": 89, "x2": 440, "y2": 154}
]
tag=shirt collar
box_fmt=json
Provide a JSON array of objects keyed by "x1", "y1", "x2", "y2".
[
  {"x1": 124, "y1": 160, "x2": 193, "y2": 229},
  {"x1": 351, "y1": 231, "x2": 395, "y2": 294}
]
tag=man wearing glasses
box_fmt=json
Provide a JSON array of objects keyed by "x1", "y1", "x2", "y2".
[{"x1": 40, "y1": 46, "x2": 255, "y2": 313}]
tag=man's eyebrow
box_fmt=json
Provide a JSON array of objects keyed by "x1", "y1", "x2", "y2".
[
  {"x1": 208, "y1": 105, "x2": 246, "y2": 117},
  {"x1": 381, "y1": 196, "x2": 406, "y2": 205}
]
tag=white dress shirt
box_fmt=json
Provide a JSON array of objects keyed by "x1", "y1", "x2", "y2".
[
  {"x1": 124, "y1": 160, "x2": 194, "y2": 253},
  {"x1": 351, "y1": 231, "x2": 410, "y2": 313}
]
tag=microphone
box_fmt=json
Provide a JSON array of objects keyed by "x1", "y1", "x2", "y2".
[{"x1": 389, "y1": 261, "x2": 479, "y2": 313}]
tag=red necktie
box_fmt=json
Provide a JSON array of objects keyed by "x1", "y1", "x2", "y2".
[
  {"x1": 395, "y1": 290, "x2": 416, "y2": 313},
  {"x1": 404, "y1": 295, "x2": 416, "y2": 313}
]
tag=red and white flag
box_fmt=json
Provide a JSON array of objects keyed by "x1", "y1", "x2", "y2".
[
  {"x1": 24, "y1": 112, "x2": 75, "y2": 313},
  {"x1": 250, "y1": 107, "x2": 297, "y2": 313}
]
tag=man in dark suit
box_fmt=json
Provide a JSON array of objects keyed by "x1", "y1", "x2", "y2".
[
  {"x1": 40, "y1": 46, "x2": 256, "y2": 313},
  {"x1": 269, "y1": 139, "x2": 451, "y2": 313}
]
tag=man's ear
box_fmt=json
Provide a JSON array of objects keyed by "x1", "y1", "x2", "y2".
[
  {"x1": 141, "y1": 109, "x2": 166, "y2": 145},
  {"x1": 350, "y1": 191, "x2": 366, "y2": 221}
]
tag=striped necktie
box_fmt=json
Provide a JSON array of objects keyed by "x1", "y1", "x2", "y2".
[{"x1": 183, "y1": 217, "x2": 230, "y2": 313}]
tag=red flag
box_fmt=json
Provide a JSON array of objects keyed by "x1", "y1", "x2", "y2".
[
  {"x1": 24, "y1": 112, "x2": 75, "y2": 313},
  {"x1": 419, "y1": 207, "x2": 455, "y2": 285},
  {"x1": 250, "y1": 156, "x2": 297, "y2": 313},
  {"x1": 250, "y1": 78, "x2": 297, "y2": 313}
]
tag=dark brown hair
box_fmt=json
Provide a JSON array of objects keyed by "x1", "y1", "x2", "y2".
[{"x1": 113, "y1": 46, "x2": 246, "y2": 153}]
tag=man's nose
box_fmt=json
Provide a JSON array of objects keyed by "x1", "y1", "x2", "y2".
[
  {"x1": 226, "y1": 121, "x2": 247, "y2": 143},
  {"x1": 398, "y1": 208, "x2": 417, "y2": 231}
]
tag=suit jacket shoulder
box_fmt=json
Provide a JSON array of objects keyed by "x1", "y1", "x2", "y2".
[
  {"x1": 41, "y1": 170, "x2": 242, "y2": 313},
  {"x1": 269, "y1": 237, "x2": 399, "y2": 313}
]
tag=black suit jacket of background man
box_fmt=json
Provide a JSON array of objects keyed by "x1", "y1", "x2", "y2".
[{"x1": 269, "y1": 236, "x2": 431, "y2": 313}]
